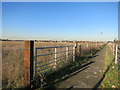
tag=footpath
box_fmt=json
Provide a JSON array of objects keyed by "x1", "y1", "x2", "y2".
[{"x1": 57, "y1": 46, "x2": 106, "y2": 89}]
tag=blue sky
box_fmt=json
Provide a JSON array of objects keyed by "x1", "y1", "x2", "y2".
[{"x1": 2, "y1": 2, "x2": 118, "y2": 41}]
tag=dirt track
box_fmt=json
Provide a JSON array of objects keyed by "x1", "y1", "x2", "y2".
[{"x1": 57, "y1": 46, "x2": 107, "y2": 88}]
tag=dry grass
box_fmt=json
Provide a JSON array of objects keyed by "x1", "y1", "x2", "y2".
[
  {"x1": 2, "y1": 41, "x2": 104, "y2": 88},
  {"x1": 2, "y1": 41, "x2": 24, "y2": 88}
]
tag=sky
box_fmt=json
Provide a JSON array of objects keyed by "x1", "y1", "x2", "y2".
[
  {"x1": 2, "y1": 2, "x2": 118, "y2": 41},
  {"x1": 2, "y1": 0, "x2": 120, "y2": 2},
  {"x1": 118, "y1": 2, "x2": 120, "y2": 40}
]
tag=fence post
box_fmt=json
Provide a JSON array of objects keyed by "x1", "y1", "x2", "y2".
[
  {"x1": 54, "y1": 48, "x2": 57, "y2": 68},
  {"x1": 115, "y1": 44, "x2": 118, "y2": 64},
  {"x1": 79, "y1": 45, "x2": 81, "y2": 56},
  {"x1": 34, "y1": 42, "x2": 37, "y2": 77},
  {"x1": 24, "y1": 40, "x2": 34, "y2": 87},
  {"x1": 73, "y1": 43, "x2": 76, "y2": 62},
  {"x1": 87, "y1": 43, "x2": 88, "y2": 48},
  {"x1": 66, "y1": 46, "x2": 68, "y2": 62},
  {"x1": 113, "y1": 43, "x2": 115, "y2": 55},
  {"x1": 76, "y1": 43, "x2": 80, "y2": 57}
]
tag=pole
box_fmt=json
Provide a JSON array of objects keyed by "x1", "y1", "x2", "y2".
[
  {"x1": 115, "y1": 44, "x2": 118, "y2": 64},
  {"x1": 24, "y1": 40, "x2": 34, "y2": 87}
]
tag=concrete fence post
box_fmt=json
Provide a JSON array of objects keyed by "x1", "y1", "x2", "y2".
[
  {"x1": 66, "y1": 46, "x2": 69, "y2": 62},
  {"x1": 54, "y1": 48, "x2": 57, "y2": 68},
  {"x1": 24, "y1": 40, "x2": 34, "y2": 87},
  {"x1": 76, "y1": 43, "x2": 80, "y2": 57},
  {"x1": 115, "y1": 44, "x2": 118, "y2": 64},
  {"x1": 73, "y1": 43, "x2": 76, "y2": 62}
]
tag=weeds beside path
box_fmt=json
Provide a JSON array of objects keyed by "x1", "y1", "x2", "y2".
[
  {"x1": 56, "y1": 45, "x2": 107, "y2": 88},
  {"x1": 99, "y1": 45, "x2": 120, "y2": 88}
]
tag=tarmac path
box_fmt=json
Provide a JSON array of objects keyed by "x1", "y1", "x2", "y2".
[{"x1": 57, "y1": 46, "x2": 106, "y2": 89}]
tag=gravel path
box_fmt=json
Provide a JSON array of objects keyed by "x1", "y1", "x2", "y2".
[{"x1": 57, "y1": 46, "x2": 106, "y2": 89}]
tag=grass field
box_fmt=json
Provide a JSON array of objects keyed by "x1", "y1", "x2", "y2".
[
  {"x1": 2, "y1": 41, "x2": 24, "y2": 88},
  {"x1": 2, "y1": 41, "x2": 104, "y2": 88}
]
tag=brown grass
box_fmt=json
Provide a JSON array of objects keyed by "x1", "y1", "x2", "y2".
[{"x1": 2, "y1": 41, "x2": 24, "y2": 88}]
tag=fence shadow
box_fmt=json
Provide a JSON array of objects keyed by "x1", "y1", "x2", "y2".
[
  {"x1": 93, "y1": 60, "x2": 114, "y2": 89},
  {"x1": 32, "y1": 48, "x2": 101, "y2": 89},
  {"x1": 45, "y1": 58, "x2": 95, "y2": 88}
]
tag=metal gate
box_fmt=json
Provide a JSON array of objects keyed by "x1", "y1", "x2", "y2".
[{"x1": 34, "y1": 45, "x2": 76, "y2": 76}]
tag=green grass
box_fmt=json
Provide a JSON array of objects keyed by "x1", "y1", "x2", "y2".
[
  {"x1": 99, "y1": 45, "x2": 120, "y2": 88},
  {"x1": 99, "y1": 63, "x2": 120, "y2": 88}
]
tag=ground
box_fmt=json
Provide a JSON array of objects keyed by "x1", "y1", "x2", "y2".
[{"x1": 56, "y1": 45, "x2": 107, "y2": 88}]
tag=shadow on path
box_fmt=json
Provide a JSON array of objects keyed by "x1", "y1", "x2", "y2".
[
  {"x1": 46, "y1": 60, "x2": 95, "y2": 88},
  {"x1": 93, "y1": 60, "x2": 114, "y2": 89},
  {"x1": 71, "y1": 61, "x2": 94, "y2": 77},
  {"x1": 62, "y1": 61, "x2": 95, "y2": 81},
  {"x1": 56, "y1": 45, "x2": 107, "y2": 89}
]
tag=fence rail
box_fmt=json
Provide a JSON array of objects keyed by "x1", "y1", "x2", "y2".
[
  {"x1": 35, "y1": 45, "x2": 76, "y2": 75},
  {"x1": 36, "y1": 45, "x2": 74, "y2": 49}
]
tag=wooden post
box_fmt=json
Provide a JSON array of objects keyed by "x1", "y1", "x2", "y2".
[
  {"x1": 113, "y1": 43, "x2": 115, "y2": 55},
  {"x1": 34, "y1": 42, "x2": 37, "y2": 77},
  {"x1": 24, "y1": 41, "x2": 34, "y2": 87},
  {"x1": 79, "y1": 45, "x2": 81, "y2": 56}
]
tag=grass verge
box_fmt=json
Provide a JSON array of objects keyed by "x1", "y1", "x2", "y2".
[{"x1": 99, "y1": 45, "x2": 120, "y2": 88}]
